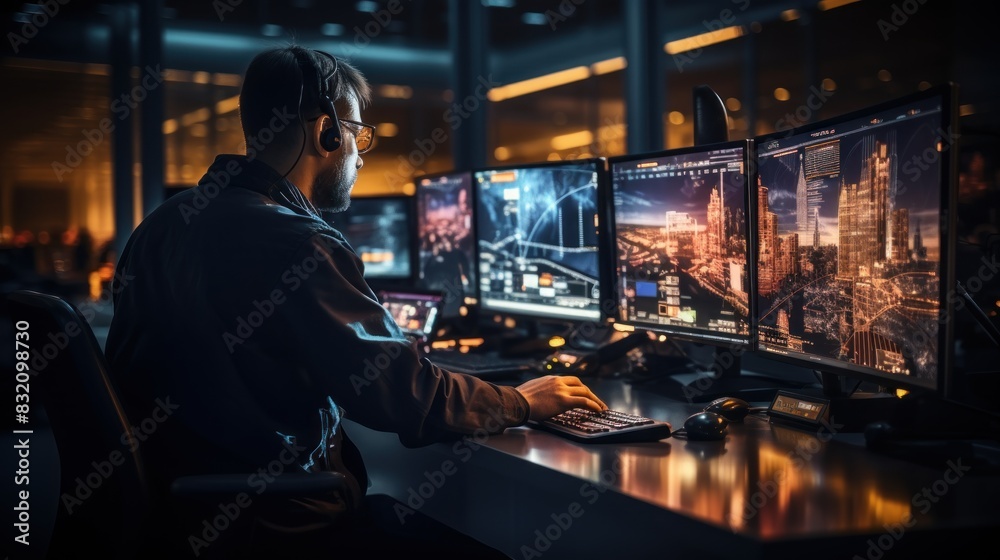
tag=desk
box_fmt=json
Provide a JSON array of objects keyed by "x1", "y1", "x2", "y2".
[{"x1": 345, "y1": 377, "x2": 1000, "y2": 559}]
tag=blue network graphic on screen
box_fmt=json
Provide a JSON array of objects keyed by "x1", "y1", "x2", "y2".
[{"x1": 475, "y1": 162, "x2": 602, "y2": 321}]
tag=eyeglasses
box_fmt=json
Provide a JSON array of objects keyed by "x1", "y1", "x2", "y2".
[
  {"x1": 307, "y1": 116, "x2": 376, "y2": 154},
  {"x1": 338, "y1": 119, "x2": 376, "y2": 154}
]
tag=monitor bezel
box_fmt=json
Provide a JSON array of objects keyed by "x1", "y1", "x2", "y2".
[
  {"x1": 606, "y1": 139, "x2": 756, "y2": 350},
  {"x1": 335, "y1": 193, "x2": 417, "y2": 283},
  {"x1": 413, "y1": 168, "x2": 480, "y2": 317},
  {"x1": 751, "y1": 83, "x2": 958, "y2": 396},
  {"x1": 472, "y1": 157, "x2": 611, "y2": 325}
]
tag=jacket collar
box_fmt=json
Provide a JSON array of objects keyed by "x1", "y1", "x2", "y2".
[{"x1": 200, "y1": 154, "x2": 322, "y2": 220}]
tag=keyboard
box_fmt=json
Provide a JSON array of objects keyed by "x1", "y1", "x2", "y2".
[
  {"x1": 427, "y1": 350, "x2": 540, "y2": 378},
  {"x1": 528, "y1": 408, "x2": 674, "y2": 444}
]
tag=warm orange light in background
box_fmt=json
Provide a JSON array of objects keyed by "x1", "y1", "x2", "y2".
[
  {"x1": 487, "y1": 66, "x2": 591, "y2": 102},
  {"x1": 215, "y1": 95, "x2": 240, "y2": 115},
  {"x1": 550, "y1": 130, "x2": 593, "y2": 151},
  {"x1": 376, "y1": 123, "x2": 399, "y2": 137},
  {"x1": 664, "y1": 25, "x2": 744, "y2": 55},
  {"x1": 818, "y1": 0, "x2": 861, "y2": 10},
  {"x1": 377, "y1": 84, "x2": 413, "y2": 99},
  {"x1": 590, "y1": 56, "x2": 627, "y2": 75}
]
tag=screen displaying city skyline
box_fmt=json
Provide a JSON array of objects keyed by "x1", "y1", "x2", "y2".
[
  {"x1": 755, "y1": 92, "x2": 949, "y2": 389},
  {"x1": 475, "y1": 161, "x2": 603, "y2": 322},
  {"x1": 610, "y1": 144, "x2": 751, "y2": 345},
  {"x1": 416, "y1": 171, "x2": 477, "y2": 318}
]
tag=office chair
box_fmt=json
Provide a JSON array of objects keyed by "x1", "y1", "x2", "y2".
[{"x1": 6, "y1": 290, "x2": 359, "y2": 559}]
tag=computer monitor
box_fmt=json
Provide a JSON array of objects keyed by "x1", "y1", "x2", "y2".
[
  {"x1": 415, "y1": 170, "x2": 477, "y2": 318},
  {"x1": 326, "y1": 195, "x2": 415, "y2": 282},
  {"x1": 474, "y1": 158, "x2": 606, "y2": 323},
  {"x1": 608, "y1": 140, "x2": 753, "y2": 348},
  {"x1": 378, "y1": 288, "x2": 445, "y2": 339},
  {"x1": 753, "y1": 84, "x2": 957, "y2": 400}
]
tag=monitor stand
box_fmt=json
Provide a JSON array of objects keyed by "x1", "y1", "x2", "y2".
[
  {"x1": 636, "y1": 344, "x2": 817, "y2": 404},
  {"x1": 493, "y1": 319, "x2": 564, "y2": 357}
]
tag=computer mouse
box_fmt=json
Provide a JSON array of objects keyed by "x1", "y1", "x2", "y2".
[
  {"x1": 864, "y1": 421, "x2": 896, "y2": 450},
  {"x1": 704, "y1": 397, "x2": 750, "y2": 422},
  {"x1": 683, "y1": 412, "x2": 729, "y2": 441}
]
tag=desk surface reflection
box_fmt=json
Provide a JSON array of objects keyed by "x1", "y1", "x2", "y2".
[{"x1": 346, "y1": 377, "x2": 1000, "y2": 560}]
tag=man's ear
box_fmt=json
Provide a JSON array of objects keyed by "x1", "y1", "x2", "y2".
[{"x1": 311, "y1": 116, "x2": 332, "y2": 156}]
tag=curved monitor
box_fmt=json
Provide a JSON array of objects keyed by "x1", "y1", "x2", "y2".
[
  {"x1": 608, "y1": 140, "x2": 753, "y2": 348},
  {"x1": 415, "y1": 170, "x2": 478, "y2": 318},
  {"x1": 753, "y1": 84, "x2": 958, "y2": 394},
  {"x1": 473, "y1": 158, "x2": 606, "y2": 323},
  {"x1": 327, "y1": 195, "x2": 415, "y2": 281}
]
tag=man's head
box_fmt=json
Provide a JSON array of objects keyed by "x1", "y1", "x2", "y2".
[{"x1": 239, "y1": 46, "x2": 373, "y2": 212}]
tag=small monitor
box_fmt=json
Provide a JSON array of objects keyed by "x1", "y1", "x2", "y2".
[
  {"x1": 415, "y1": 170, "x2": 477, "y2": 318},
  {"x1": 474, "y1": 158, "x2": 606, "y2": 323},
  {"x1": 327, "y1": 195, "x2": 414, "y2": 281},
  {"x1": 608, "y1": 141, "x2": 753, "y2": 348},
  {"x1": 753, "y1": 84, "x2": 957, "y2": 394},
  {"x1": 378, "y1": 289, "x2": 445, "y2": 338}
]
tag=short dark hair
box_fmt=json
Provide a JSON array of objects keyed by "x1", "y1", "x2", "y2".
[{"x1": 238, "y1": 45, "x2": 372, "y2": 146}]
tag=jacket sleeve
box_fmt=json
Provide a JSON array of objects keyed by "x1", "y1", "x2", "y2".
[{"x1": 273, "y1": 229, "x2": 530, "y2": 448}]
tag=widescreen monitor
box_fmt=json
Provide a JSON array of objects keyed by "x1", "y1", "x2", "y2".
[
  {"x1": 474, "y1": 159, "x2": 606, "y2": 323},
  {"x1": 608, "y1": 140, "x2": 753, "y2": 348},
  {"x1": 753, "y1": 84, "x2": 957, "y2": 394},
  {"x1": 415, "y1": 170, "x2": 477, "y2": 318},
  {"x1": 327, "y1": 195, "x2": 414, "y2": 281}
]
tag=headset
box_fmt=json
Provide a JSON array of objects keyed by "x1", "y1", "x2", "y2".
[
  {"x1": 293, "y1": 47, "x2": 342, "y2": 152},
  {"x1": 257, "y1": 47, "x2": 342, "y2": 217}
]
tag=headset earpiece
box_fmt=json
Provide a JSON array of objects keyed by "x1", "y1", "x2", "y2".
[
  {"x1": 294, "y1": 47, "x2": 342, "y2": 153},
  {"x1": 318, "y1": 95, "x2": 342, "y2": 152}
]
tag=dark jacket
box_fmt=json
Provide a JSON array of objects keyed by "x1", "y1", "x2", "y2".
[{"x1": 105, "y1": 155, "x2": 530, "y2": 498}]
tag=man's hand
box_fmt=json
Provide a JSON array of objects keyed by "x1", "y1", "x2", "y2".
[{"x1": 514, "y1": 375, "x2": 608, "y2": 422}]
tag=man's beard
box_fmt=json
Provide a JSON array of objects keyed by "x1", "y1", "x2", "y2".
[{"x1": 311, "y1": 164, "x2": 353, "y2": 212}]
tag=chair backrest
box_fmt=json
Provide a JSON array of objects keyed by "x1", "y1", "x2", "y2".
[{"x1": 6, "y1": 290, "x2": 151, "y2": 559}]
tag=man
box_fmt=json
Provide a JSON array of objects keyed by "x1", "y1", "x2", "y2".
[{"x1": 105, "y1": 46, "x2": 607, "y2": 558}]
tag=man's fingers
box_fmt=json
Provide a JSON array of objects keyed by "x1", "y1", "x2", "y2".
[{"x1": 564, "y1": 384, "x2": 607, "y2": 409}]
